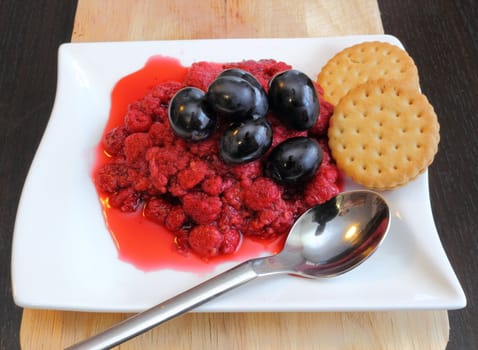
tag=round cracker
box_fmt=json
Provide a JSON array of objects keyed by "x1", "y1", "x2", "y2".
[
  {"x1": 328, "y1": 79, "x2": 440, "y2": 190},
  {"x1": 318, "y1": 41, "x2": 420, "y2": 105}
]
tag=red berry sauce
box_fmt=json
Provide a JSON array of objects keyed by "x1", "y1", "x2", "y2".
[{"x1": 93, "y1": 56, "x2": 340, "y2": 272}]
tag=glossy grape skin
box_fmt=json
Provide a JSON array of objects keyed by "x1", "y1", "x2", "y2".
[
  {"x1": 268, "y1": 70, "x2": 319, "y2": 131},
  {"x1": 265, "y1": 136, "x2": 322, "y2": 184},
  {"x1": 205, "y1": 75, "x2": 263, "y2": 122},
  {"x1": 218, "y1": 69, "x2": 269, "y2": 118},
  {"x1": 168, "y1": 87, "x2": 216, "y2": 141},
  {"x1": 220, "y1": 118, "x2": 273, "y2": 164},
  {"x1": 218, "y1": 68, "x2": 263, "y2": 90}
]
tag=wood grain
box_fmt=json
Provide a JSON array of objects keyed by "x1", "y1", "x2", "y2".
[
  {"x1": 19, "y1": 0, "x2": 450, "y2": 349},
  {"x1": 72, "y1": 0, "x2": 384, "y2": 41},
  {"x1": 21, "y1": 309, "x2": 449, "y2": 350}
]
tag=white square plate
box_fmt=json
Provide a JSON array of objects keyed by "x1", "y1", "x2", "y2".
[{"x1": 12, "y1": 35, "x2": 466, "y2": 312}]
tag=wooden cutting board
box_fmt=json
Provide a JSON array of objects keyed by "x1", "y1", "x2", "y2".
[{"x1": 20, "y1": 1, "x2": 450, "y2": 349}]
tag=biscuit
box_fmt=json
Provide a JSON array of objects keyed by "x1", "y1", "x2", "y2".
[
  {"x1": 328, "y1": 79, "x2": 440, "y2": 190},
  {"x1": 318, "y1": 41, "x2": 420, "y2": 105}
]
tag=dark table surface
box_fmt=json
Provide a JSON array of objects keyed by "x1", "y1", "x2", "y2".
[{"x1": 1, "y1": 0, "x2": 476, "y2": 349}]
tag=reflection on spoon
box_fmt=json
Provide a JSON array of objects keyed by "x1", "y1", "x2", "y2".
[{"x1": 67, "y1": 190, "x2": 390, "y2": 350}]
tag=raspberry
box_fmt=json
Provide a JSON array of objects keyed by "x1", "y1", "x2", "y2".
[
  {"x1": 218, "y1": 205, "x2": 244, "y2": 231},
  {"x1": 222, "y1": 182, "x2": 243, "y2": 210},
  {"x1": 143, "y1": 197, "x2": 172, "y2": 226},
  {"x1": 269, "y1": 115, "x2": 307, "y2": 147},
  {"x1": 223, "y1": 59, "x2": 292, "y2": 90},
  {"x1": 95, "y1": 163, "x2": 130, "y2": 193},
  {"x1": 221, "y1": 229, "x2": 241, "y2": 254},
  {"x1": 103, "y1": 126, "x2": 128, "y2": 156},
  {"x1": 188, "y1": 225, "x2": 224, "y2": 258},
  {"x1": 124, "y1": 133, "x2": 152, "y2": 163},
  {"x1": 174, "y1": 229, "x2": 190, "y2": 253},
  {"x1": 317, "y1": 139, "x2": 333, "y2": 164},
  {"x1": 165, "y1": 206, "x2": 186, "y2": 231},
  {"x1": 137, "y1": 92, "x2": 161, "y2": 117},
  {"x1": 314, "y1": 81, "x2": 324, "y2": 96},
  {"x1": 304, "y1": 170, "x2": 340, "y2": 207},
  {"x1": 146, "y1": 145, "x2": 189, "y2": 193},
  {"x1": 187, "y1": 137, "x2": 219, "y2": 158},
  {"x1": 309, "y1": 98, "x2": 334, "y2": 136},
  {"x1": 243, "y1": 178, "x2": 282, "y2": 211},
  {"x1": 201, "y1": 176, "x2": 223, "y2": 196},
  {"x1": 244, "y1": 205, "x2": 294, "y2": 239},
  {"x1": 184, "y1": 62, "x2": 224, "y2": 91},
  {"x1": 177, "y1": 160, "x2": 209, "y2": 190},
  {"x1": 182, "y1": 192, "x2": 222, "y2": 224},
  {"x1": 125, "y1": 109, "x2": 153, "y2": 133},
  {"x1": 109, "y1": 188, "x2": 140, "y2": 212},
  {"x1": 229, "y1": 160, "x2": 262, "y2": 182},
  {"x1": 149, "y1": 121, "x2": 175, "y2": 146},
  {"x1": 151, "y1": 81, "x2": 185, "y2": 103}
]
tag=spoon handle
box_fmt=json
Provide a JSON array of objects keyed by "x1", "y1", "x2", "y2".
[{"x1": 66, "y1": 261, "x2": 259, "y2": 350}]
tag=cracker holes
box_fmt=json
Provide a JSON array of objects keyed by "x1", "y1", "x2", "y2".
[{"x1": 408, "y1": 99, "x2": 415, "y2": 106}]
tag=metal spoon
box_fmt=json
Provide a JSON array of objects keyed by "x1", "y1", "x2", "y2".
[{"x1": 67, "y1": 190, "x2": 390, "y2": 350}]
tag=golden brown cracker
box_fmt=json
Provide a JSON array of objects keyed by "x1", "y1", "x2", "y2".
[
  {"x1": 318, "y1": 41, "x2": 420, "y2": 105},
  {"x1": 328, "y1": 79, "x2": 440, "y2": 190}
]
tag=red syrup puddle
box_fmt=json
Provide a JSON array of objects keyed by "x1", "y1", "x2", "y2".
[{"x1": 93, "y1": 56, "x2": 286, "y2": 272}]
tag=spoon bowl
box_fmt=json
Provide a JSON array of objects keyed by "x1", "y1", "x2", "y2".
[
  {"x1": 281, "y1": 189, "x2": 390, "y2": 277},
  {"x1": 67, "y1": 190, "x2": 390, "y2": 350}
]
